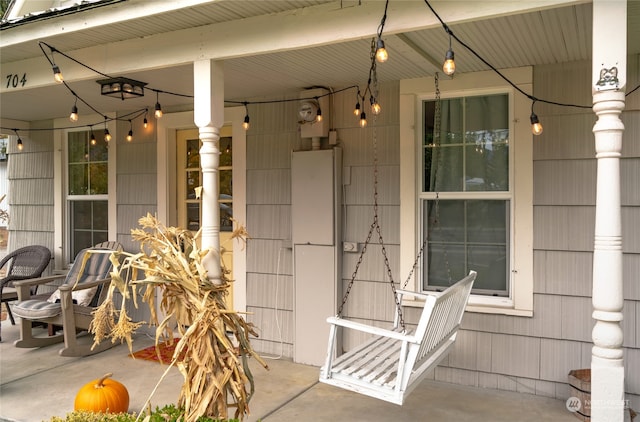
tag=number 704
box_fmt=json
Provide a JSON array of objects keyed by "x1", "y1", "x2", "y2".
[{"x1": 6, "y1": 73, "x2": 27, "y2": 88}]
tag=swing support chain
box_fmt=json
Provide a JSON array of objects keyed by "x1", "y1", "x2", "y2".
[{"x1": 337, "y1": 73, "x2": 449, "y2": 333}]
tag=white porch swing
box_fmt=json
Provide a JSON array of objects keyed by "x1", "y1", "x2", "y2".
[{"x1": 319, "y1": 74, "x2": 477, "y2": 405}]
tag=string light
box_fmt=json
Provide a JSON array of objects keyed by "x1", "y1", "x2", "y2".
[
  {"x1": 154, "y1": 91, "x2": 163, "y2": 118},
  {"x1": 315, "y1": 97, "x2": 323, "y2": 122},
  {"x1": 443, "y1": 31, "x2": 456, "y2": 76},
  {"x1": 370, "y1": 96, "x2": 381, "y2": 115},
  {"x1": 375, "y1": 38, "x2": 388, "y2": 63},
  {"x1": 90, "y1": 128, "x2": 97, "y2": 146},
  {"x1": 69, "y1": 98, "x2": 79, "y2": 122},
  {"x1": 143, "y1": 109, "x2": 149, "y2": 129},
  {"x1": 375, "y1": 0, "x2": 390, "y2": 64},
  {"x1": 360, "y1": 111, "x2": 368, "y2": 128},
  {"x1": 242, "y1": 102, "x2": 250, "y2": 130},
  {"x1": 52, "y1": 65, "x2": 64, "y2": 83},
  {"x1": 530, "y1": 101, "x2": 543, "y2": 136},
  {"x1": 126, "y1": 120, "x2": 133, "y2": 142},
  {"x1": 103, "y1": 117, "x2": 112, "y2": 142},
  {"x1": 13, "y1": 130, "x2": 24, "y2": 151},
  {"x1": 28, "y1": 39, "x2": 636, "y2": 142}
]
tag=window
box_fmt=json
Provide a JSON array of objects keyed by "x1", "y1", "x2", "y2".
[
  {"x1": 422, "y1": 93, "x2": 510, "y2": 296},
  {"x1": 400, "y1": 68, "x2": 534, "y2": 315},
  {"x1": 67, "y1": 130, "x2": 109, "y2": 257}
]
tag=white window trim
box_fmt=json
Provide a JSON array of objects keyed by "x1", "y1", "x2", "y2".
[
  {"x1": 53, "y1": 113, "x2": 117, "y2": 269},
  {"x1": 399, "y1": 67, "x2": 534, "y2": 317}
]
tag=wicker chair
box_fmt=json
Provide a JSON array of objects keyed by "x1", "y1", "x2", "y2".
[{"x1": 0, "y1": 245, "x2": 51, "y2": 341}]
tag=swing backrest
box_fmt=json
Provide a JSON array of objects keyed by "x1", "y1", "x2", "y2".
[{"x1": 404, "y1": 270, "x2": 476, "y2": 380}]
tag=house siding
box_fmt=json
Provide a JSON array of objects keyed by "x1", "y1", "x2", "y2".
[
  {"x1": 245, "y1": 58, "x2": 640, "y2": 408},
  {"x1": 6, "y1": 121, "x2": 55, "y2": 256},
  {"x1": 115, "y1": 115, "x2": 157, "y2": 252}
]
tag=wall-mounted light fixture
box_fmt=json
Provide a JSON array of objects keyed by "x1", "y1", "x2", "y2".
[{"x1": 97, "y1": 77, "x2": 147, "y2": 100}]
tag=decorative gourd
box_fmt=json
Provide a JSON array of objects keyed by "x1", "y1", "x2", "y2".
[{"x1": 74, "y1": 373, "x2": 129, "y2": 413}]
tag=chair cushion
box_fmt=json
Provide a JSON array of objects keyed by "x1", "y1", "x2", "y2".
[{"x1": 13, "y1": 299, "x2": 62, "y2": 319}]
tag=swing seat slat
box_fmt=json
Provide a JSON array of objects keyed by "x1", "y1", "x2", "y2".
[{"x1": 320, "y1": 271, "x2": 476, "y2": 405}]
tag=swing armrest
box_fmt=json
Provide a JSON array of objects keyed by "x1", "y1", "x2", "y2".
[
  {"x1": 395, "y1": 289, "x2": 435, "y2": 301},
  {"x1": 326, "y1": 316, "x2": 418, "y2": 344}
]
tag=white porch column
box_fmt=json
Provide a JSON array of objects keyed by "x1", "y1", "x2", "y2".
[
  {"x1": 591, "y1": 1, "x2": 627, "y2": 421},
  {"x1": 194, "y1": 59, "x2": 224, "y2": 284}
]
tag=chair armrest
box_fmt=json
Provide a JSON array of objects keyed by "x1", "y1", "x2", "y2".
[
  {"x1": 326, "y1": 316, "x2": 418, "y2": 343},
  {"x1": 14, "y1": 274, "x2": 67, "y2": 301}
]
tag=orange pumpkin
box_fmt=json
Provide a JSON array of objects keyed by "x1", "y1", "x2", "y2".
[{"x1": 74, "y1": 373, "x2": 129, "y2": 413}]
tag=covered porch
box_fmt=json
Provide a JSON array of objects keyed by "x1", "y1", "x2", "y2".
[{"x1": 0, "y1": 321, "x2": 576, "y2": 422}]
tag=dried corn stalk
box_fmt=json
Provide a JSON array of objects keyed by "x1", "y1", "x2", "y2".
[{"x1": 90, "y1": 213, "x2": 267, "y2": 421}]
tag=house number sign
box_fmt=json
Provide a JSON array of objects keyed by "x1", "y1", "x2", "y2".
[{"x1": 5, "y1": 73, "x2": 27, "y2": 88}]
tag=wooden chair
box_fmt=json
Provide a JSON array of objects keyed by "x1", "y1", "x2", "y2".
[
  {"x1": 12, "y1": 245, "x2": 120, "y2": 357},
  {"x1": 319, "y1": 270, "x2": 476, "y2": 405},
  {"x1": 0, "y1": 245, "x2": 51, "y2": 341}
]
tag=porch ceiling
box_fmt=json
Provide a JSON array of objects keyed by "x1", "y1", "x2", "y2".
[{"x1": 1, "y1": 0, "x2": 638, "y2": 123}]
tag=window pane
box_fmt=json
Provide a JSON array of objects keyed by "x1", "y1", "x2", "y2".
[
  {"x1": 69, "y1": 163, "x2": 88, "y2": 195},
  {"x1": 89, "y1": 142, "x2": 108, "y2": 162},
  {"x1": 93, "y1": 201, "x2": 109, "y2": 230},
  {"x1": 423, "y1": 199, "x2": 509, "y2": 296},
  {"x1": 187, "y1": 203, "x2": 200, "y2": 231},
  {"x1": 465, "y1": 143, "x2": 509, "y2": 191},
  {"x1": 69, "y1": 200, "x2": 108, "y2": 258},
  {"x1": 220, "y1": 169, "x2": 232, "y2": 197},
  {"x1": 89, "y1": 163, "x2": 108, "y2": 194},
  {"x1": 468, "y1": 244, "x2": 508, "y2": 294},
  {"x1": 68, "y1": 132, "x2": 88, "y2": 163},
  {"x1": 72, "y1": 201, "x2": 92, "y2": 229},
  {"x1": 220, "y1": 203, "x2": 233, "y2": 232},
  {"x1": 187, "y1": 139, "x2": 200, "y2": 168},
  {"x1": 423, "y1": 94, "x2": 509, "y2": 193},
  {"x1": 186, "y1": 171, "x2": 200, "y2": 199},
  {"x1": 439, "y1": 98, "x2": 463, "y2": 146},
  {"x1": 220, "y1": 137, "x2": 232, "y2": 167},
  {"x1": 467, "y1": 200, "x2": 508, "y2": 244}
]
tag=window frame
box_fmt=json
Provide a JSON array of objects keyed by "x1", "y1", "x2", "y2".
[
  {"x1": 419, "y1": 88, "x2": 514, "y2": 299},
  {"x1": 54, "y1": 117, "x2": 117, "y2": 267},
  {"x1": 399, "y1": 68, "x2": 534, "y2": 316}
]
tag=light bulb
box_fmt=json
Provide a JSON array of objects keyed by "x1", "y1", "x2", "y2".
[
  {"x1": 316, "y1": 108, "x2": 323, "y2": 122},
  {"x1": 90, "y1": 133, "x2": 96, "y2": 145},
  {"x1": 443, "y1": 48, "x2": 455, "y2": 76},
  {"x1": 375, "y1": 38, "x2": 388, "y2": 63},
  {"x1": 143, "y1": 117, "x2": 148, "y2": 129},
  {"x1": 359, "y1": 112, "x2": 367, "y2": 128},
  {"x1": 104, "y1": 129, "x2": 112, "y2": 142},
  {"x1": 52, "y1": 65, "x2": 63, "y2": 83},
  {"x1": 354, "y1": 102, "x2": 361, "y2": 116},
  {"x1": 126, "y1": 129, "x2": 133, "y2": 142},
  {"x1": 243, "y1": 114, "x2": 250, "y2": 131},
  {"x1": 371, "y1": 102, "x2": 381, "y2": 115},
  {"x1": 530, "y1": 113, "x2": 543, "y2": 135},
  {"x1": 69, "y1": 105, "x2": 78, "y2": 122},
  {"x1": 154, "y1": 102, "x2": 163, "y2": 118},
  {"x1": 17, "y1": 138, "x2": 23, "y2": 151}
]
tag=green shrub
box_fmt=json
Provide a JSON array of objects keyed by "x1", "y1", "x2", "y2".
[{"x1": 48, "y1": 405, "x2": 240, "y2": 422}]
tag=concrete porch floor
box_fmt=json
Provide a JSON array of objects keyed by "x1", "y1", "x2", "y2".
[{"x1": 0, "y1": 319, "x2": 577, "y2": 422}]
